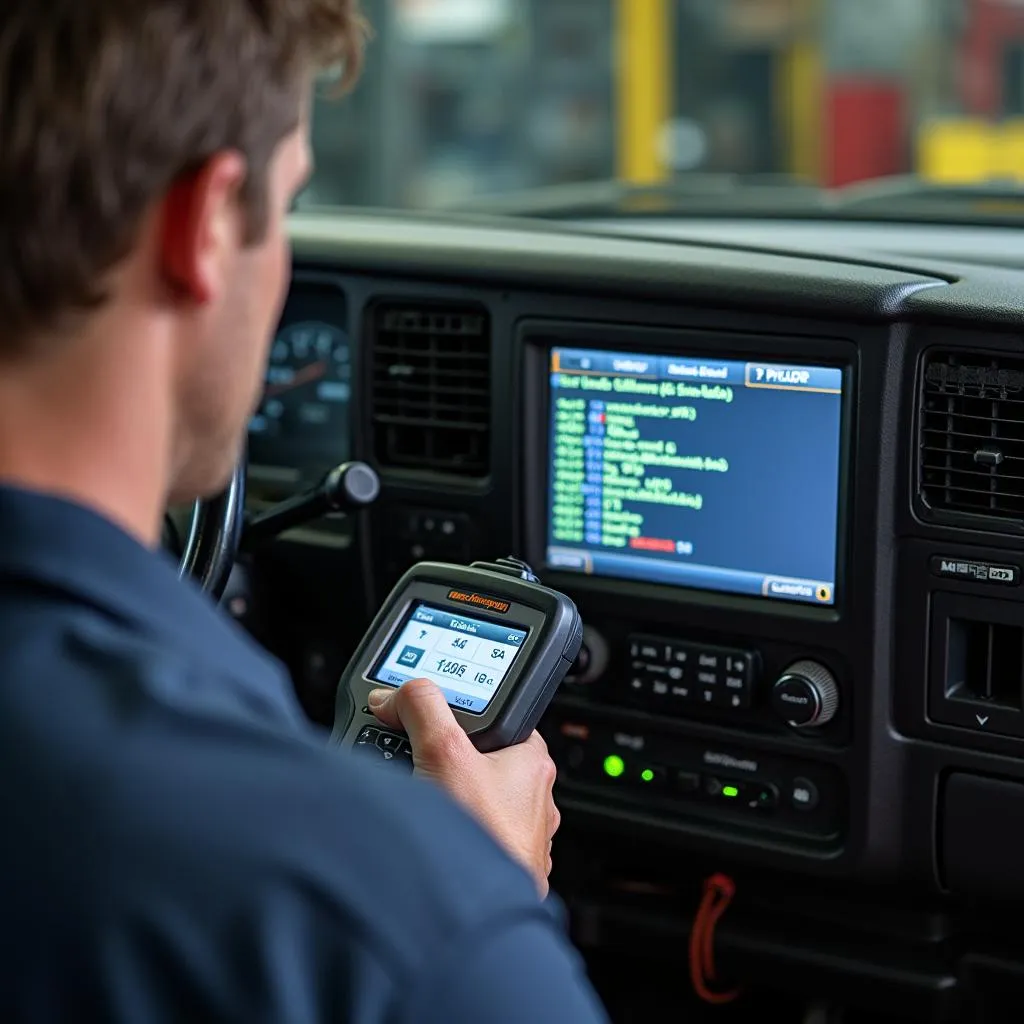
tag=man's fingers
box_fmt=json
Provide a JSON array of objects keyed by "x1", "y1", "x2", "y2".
[
  {"x1": 371, "y1": 678, "x2": 472, "y2": 766},
  {"x1": 367, "y1": 686, "x2": 401, "y2": 729}
]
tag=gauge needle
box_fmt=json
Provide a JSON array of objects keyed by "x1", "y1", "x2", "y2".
[{"x1": 264, "y1": 360, "x2": 328, "y2": 397}]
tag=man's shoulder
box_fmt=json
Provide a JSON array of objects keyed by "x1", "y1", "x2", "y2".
[
  {"x1": 0, "y1": 591, "x2": 541, "y2": 988},
  {"x1": 0, "y1": 568, "x2": 304, "y2": 732}
]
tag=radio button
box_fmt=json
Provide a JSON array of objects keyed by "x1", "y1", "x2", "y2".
[
  {"x1": 726, "y1": 653, "x2": 752, "y2": 679},
  {"x1": 714, "y1": 687, "x2": 748, "y2": 710},
  {"x1": 789, "y1": 776, "x2": 820, "y2": 811},
  {"x1": 669, "y1": 682, "x2": 693, "y2": 702},
  {"x1": 720, "y1": 674, "x2": 752, "y2": 709},
  {"x1": 667, "y1": 645, "x2": 689, "y2": 665},
  {"x1": 696, "y1": 650, "x2": 721, "y2": 671}
]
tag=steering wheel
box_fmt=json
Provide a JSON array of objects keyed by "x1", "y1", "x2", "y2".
[{"x1": 169, "y1": 458, "x2": 246, "y2": 601}]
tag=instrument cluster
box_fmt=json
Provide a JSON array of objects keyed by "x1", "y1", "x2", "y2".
[{"x1": 248, "y1": 273, "x2": 352, "y2": 495}]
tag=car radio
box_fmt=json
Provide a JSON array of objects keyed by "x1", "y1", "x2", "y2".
[
  {"x1": 621, "y1": 634, "x2": 841, "y2": 730},
  {"x1": 518, "y1": 330, "x2": 854, "y2": 846}
]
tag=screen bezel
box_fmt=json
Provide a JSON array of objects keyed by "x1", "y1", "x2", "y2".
[
  {"x1": 369, "y1": 599, "x2": 532, "y2": 716},
  {"x1": 520, "y1": 321, "x2": 855, "y2": 620},
  {"x1": 353, "y1": 578, "x2": 554, "y2": 736}
]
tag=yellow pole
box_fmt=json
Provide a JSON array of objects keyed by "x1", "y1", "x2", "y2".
[
  {"x1": 780, "y1": 40, "x2": 822, "y2": 180},
  {"x1": 779, "y1": 0, "x2": 822, "y2": 181},
  {"x1": 616, "y1": 0, "x2": 671, "y2": 183}
]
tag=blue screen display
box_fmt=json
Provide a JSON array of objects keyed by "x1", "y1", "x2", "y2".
[
  {"x1": 372, "y1": 604, "x2": 529, "y2": 713},
  {"x1": 546, "y1": 347, "x2": 845, "y2": 606}
]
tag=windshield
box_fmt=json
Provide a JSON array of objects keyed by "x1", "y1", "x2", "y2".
[{"x1": 300, "y1": 0, "x2": 1024, "y2": 217}]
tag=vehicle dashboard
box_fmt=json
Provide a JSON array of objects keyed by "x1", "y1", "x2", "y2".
[{"x1": 242, "y1": 209, "x2": 1024, "y2": 1019}]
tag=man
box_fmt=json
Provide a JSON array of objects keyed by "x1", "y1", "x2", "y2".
[{"x1": 0, "y1": 2, "x2": 607, "y2": 1021}]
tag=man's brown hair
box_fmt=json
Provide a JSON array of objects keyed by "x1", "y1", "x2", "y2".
[{"x1": 0, "y1": 0, "x2": 367, "y2": 346}]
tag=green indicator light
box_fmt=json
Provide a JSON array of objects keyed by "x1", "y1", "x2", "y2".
[
  {"x1": 722, "y1": 785, "x2": 740, "y2": 798},
  {"x1": 603, "y1": 755, "x2": 625, "y2": 778},
  {"x1": 640, "y1": 768, "x2": 655, "y2": 782}
]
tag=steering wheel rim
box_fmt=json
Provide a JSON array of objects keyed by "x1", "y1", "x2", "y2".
[{"x1": 177, "y1": 457, "x2": 246, "y2": 601}]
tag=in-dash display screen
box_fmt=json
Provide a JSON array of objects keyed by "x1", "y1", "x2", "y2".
[{"x1": 545, "y1": 346, "x2": 844, "y2": 606}]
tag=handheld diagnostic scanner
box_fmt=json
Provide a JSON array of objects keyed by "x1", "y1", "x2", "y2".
[{"x1": 332, "y1": 557, "x2": 583, "y2": 768}]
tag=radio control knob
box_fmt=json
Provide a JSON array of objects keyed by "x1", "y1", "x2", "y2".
[
  {"x1": 566, "y1": 626, "x2": 608, "y2": 685},
  {"x1": 772, "y1": 660, "x2": 839, "y2": 728}
]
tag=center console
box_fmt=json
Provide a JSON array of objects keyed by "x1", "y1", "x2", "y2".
[
  {"x1": 281, "y1": 214, "x2": 1024, "y2": 1013},
  {"x1": 522, "y1": 321, "x2": 858, "y2": 858}
]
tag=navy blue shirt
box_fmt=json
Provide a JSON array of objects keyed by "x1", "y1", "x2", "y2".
[{"x1": 0, "y1": 487, "x2": 607, "y2": 1023}]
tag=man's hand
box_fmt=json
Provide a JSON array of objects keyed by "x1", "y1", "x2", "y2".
[{"x1": 368, "y1": 678, "x2": 559, "y2": 895}]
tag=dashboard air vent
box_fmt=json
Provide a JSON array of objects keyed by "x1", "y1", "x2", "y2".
[
  {"x1": 370, "y1": 304, "x2": 490, "y2": 476},
  {"x1": 919, "y1": 349, "x2": 1024, "y2": 523}
]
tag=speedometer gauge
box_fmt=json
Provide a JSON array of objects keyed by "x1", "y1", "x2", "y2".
[
  {"x1": 248, "y1": 316, "x2": 352, "y2": 486},
  {"x1": 253, "y1": 321, "x2": 351, "y2": 437}
]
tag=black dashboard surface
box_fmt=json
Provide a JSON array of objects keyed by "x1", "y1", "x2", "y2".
[{"x1": 255, "y1": 210, "x2": 1024, "y2": 1018}]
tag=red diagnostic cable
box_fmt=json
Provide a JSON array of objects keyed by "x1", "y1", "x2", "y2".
[{"x1": 689, "y1": 873, "x2": 741, "y2": 1005}]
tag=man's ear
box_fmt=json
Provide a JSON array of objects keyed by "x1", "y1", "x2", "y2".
[{"x1": 159, "y1": 152, "x2": 248, "y2": 305}]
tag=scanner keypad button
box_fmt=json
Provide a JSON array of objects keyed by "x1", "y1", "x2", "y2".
[{"x1": 352, "y1": 729, "x2": 415, "y2": 773}]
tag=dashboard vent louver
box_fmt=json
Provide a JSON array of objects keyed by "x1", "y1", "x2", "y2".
[
  {"x1": 369, "y1": 304, "x2": 491, "y2": 476},
  {"x1": 919, "y1": 349, "x2": 1024, "y2": 524}
]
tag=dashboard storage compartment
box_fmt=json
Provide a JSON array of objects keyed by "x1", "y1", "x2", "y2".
[
  {"x1": 940, "y1": 772, "x2": 1024, "y2": 902},
  {"x1": 929, "y1": 592, "x2": 1024, "y2": 737}
]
